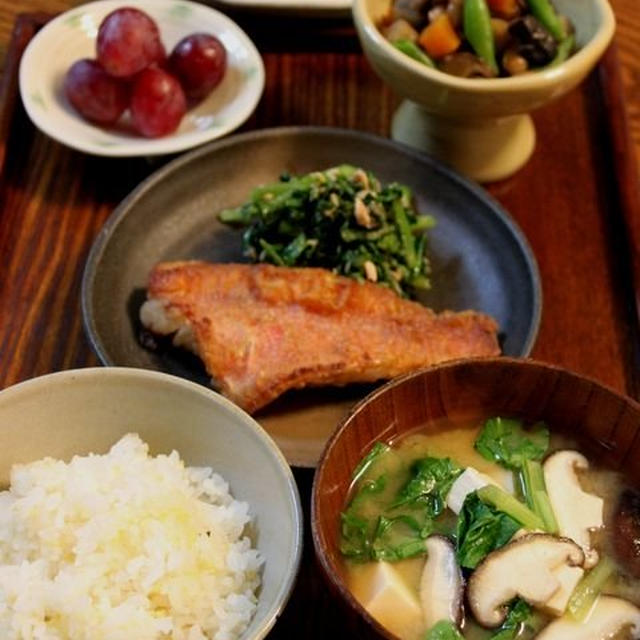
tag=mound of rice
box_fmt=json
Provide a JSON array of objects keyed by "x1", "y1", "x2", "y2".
[{"x1": 0, "y1": 434, "x2": 263, "y2": 640}]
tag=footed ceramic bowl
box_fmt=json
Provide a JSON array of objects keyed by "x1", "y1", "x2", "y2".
[
  {"x1": 353, "y1": 0, "x2": 615, "y2": 182},
  {"x1": 0, "y1": 367, "x2": 302, "y2": 640}
]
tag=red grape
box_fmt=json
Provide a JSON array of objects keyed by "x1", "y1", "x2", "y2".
[
  {"x1": 97, "y1": 8, "x2": 165, "y2": 78},
  {"x1": 168, "y1": 33, "x2": 227, "y2": 102},
  {"x1": 130, "y1": 67, "x2": 187, "y2": 137},
  {"x1": 64, "y1": 59, "x2": 129, "y2": 124}
]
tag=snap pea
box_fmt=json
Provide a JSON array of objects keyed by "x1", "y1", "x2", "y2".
[
  {"x1": 548, "y1": 34, "x2": 575, "y2": 67},
  {"x1": 463, "y1": 0, "x2": 498, "y2": 74},
  {"x1": 392, "y1": 39, "x2": 435, "y2": 68},
  {"x1": 526, "y1": 0, "x2": 567, "y2": 41}
]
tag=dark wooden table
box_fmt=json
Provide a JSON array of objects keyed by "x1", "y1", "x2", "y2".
[{"x1": 1, "y1": 8, "x2": 639, "y2": 639}]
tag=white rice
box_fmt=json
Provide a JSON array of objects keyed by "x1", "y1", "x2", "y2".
[{"x1": 0, "y1": 434, "x2": 263, "y2": 640}]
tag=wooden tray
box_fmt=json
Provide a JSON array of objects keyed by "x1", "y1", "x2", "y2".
[{"x1": 1, "y1": 12, "x2": 640, "y2": 637}]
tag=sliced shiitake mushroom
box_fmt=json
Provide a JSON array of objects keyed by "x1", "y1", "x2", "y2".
[
  {"x1": 544, "y1": 450, "x2": 604, "y2": 568},
  {"x1": 508, "y1": 15, "x2": 557, "y2": 66},
  {"x1": 467, "y1": 533, "x2": 585, "y2": 628},
  {"x1": 419, "y1": 536, "x2": 464, "y2": 629}
]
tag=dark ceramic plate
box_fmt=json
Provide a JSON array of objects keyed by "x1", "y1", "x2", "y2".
[{"x1": 82, "y1": 126, "x2": 541, "y2": 467}]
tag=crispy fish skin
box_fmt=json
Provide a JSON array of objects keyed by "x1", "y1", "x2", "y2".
[{"x1": 141, "y1": 261, "x2": 500, "y2": 413}]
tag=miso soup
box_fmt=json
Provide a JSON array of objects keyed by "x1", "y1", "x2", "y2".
[{"x1": 340, "y1": 418, "x2": 640, "y2": 640}]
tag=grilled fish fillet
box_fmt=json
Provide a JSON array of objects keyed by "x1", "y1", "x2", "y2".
[{"x1": 140, "y1": 262, "x2": 500, "y2": 413}]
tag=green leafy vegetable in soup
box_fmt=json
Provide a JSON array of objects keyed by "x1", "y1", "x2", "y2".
[
  {"x1": 218, "y1": 165, "x2": 435, "y2": 298},
  {"x1": 456, "y1": 492, "x2": 520, "y2": 569},
  {"x1": 475, "y1": 484, "x2": 544, "y2": 530},
  {"x1": 394, "y1": 457, "x2": 463, "y2": 512},
  {"x1": 340, "y1": 420, "x2": 640, "y2": 640},
  {"x1": 352, "y1": 441, "x2": 390, "y2": 483},
  {"x1": 488, "y1": 600, "x2": 542, "y2": 639},
  {"x1": 340, "y1": 446, "x2": 461, "y2": 562},
  {"x1": 567, "y1": 556, "x2": 617, "y2": 621},
  {"x1": 474, "y1": 417, "x2": 549, "y2": 469},
  {"x1": 475, "y1": 417, "x2": 558, "y2": 532},
  {"x1": 424, "y1": 620, "x2": 465, "y2": 639}
]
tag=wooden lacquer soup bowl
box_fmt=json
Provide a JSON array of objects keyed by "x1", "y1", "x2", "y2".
[{"x1": 311, "y1": 357, "x2": 640, "y2": 639}]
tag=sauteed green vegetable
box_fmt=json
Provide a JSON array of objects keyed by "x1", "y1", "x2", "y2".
[{"x1": 219, "y1": 165, "x2": 435, "y2": 298}]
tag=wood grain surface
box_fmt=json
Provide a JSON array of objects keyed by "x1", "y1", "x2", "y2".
[
  {"x1": 1, "y1": 12, "x2": 639, "y2": 394},
  {"x1": 0, "y1": 4, "x2": 639, "y2": 639}
]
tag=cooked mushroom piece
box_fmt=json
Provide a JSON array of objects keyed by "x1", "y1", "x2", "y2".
[
  {"x1": 498, "y1": 536, "x2": 580, "y2": 615},
  {"x1": 419, "y1": 536, "x2": 464, "y2": 629},
  {"x1": 543, "y1": 450, "x2": 604, "y2": 568},
  {"x1": 391, "y1": 0, "x2": 431, "y2": 28},
  {"x1": 536, "y1": 595, "x2": 640, "y2": 639},
  {"x1": 508, "y1": 15, "x2": 558, "y2": 66},
  {"x1": 467, "y1": 533, "x2": 585, "y2": 628},
  {"x1": 613, "y1": 488, "x2": 640, "y2": 579},
  {"x1": 438, "y1": 52, "x2": 497, "y2": 78}
]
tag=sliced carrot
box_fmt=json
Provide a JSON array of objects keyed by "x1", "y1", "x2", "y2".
[
  {"x1": 418, "y1": 14, "x2": 461, "y2": 60},
  {"x1": 487, "y1": 0, "x2": 521, "y2": 19}
]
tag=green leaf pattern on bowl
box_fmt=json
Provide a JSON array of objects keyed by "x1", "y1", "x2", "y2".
[
  {"x1": 30, "y1": 92, "x2": 46, "y2": 110},
  {"x1": 63, "y1": 12, "x2": 84, "y2": 29},
  {"x1": 168, "y1": 3, "x2": 192, "y2": 19}
]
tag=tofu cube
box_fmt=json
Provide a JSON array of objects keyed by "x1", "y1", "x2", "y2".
[
  {"x1": 543, "y1": 565, "x2": 585, "y2": 616},
  {"x1": 447, "y1": 467, "x2": 497, "y2": 514},
  {"x1": 357, "y1": 562, "x2": 423, "y2": 639}
]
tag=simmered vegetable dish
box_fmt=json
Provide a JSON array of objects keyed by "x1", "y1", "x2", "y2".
[
  {"x1": 380, "y1": 0, "x2": 575, "y2": 78},
  {"x1": 340, "y1": 418, "x2": 640, "y2": 639}
]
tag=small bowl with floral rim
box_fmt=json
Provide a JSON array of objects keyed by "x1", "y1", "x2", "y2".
[{"x1": 19, "y1": 0, "x2": 265, "y2": 157}]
